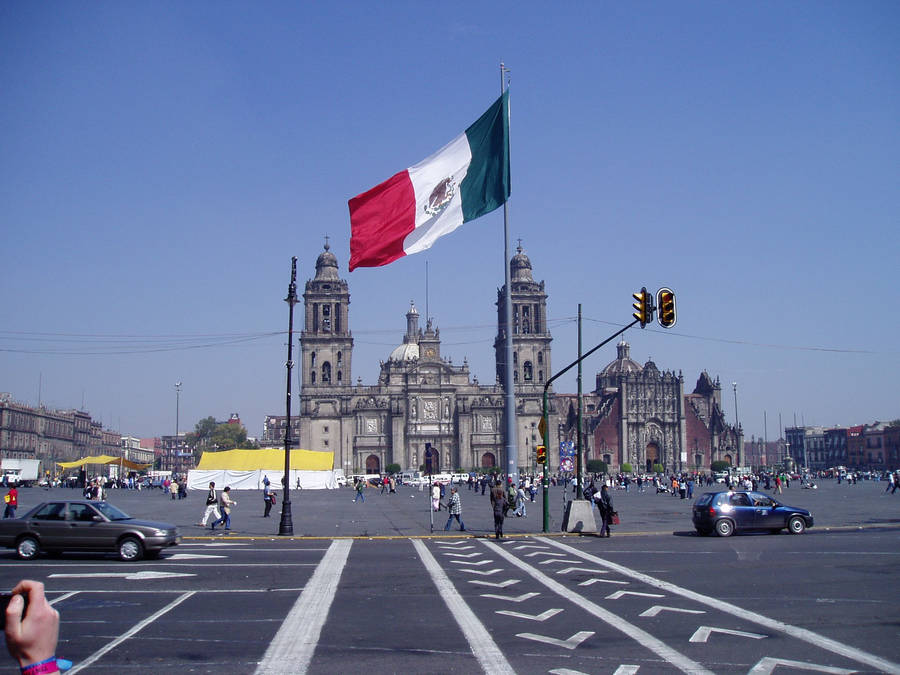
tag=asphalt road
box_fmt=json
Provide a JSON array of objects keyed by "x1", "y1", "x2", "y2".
[{"x1": 1, "y1": 479, "x2": 898, "y2": 674}]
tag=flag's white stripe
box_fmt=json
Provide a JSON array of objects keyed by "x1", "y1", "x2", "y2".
[{"x1": 404, "y1": 132, "x2": 472, "y2": 256}]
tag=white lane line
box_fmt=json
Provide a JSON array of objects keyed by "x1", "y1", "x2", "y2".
[
  {"x1": 255, "y1": 539, "x2": 352, "y2": 675},
  {"x1": 537, "y1": 536, "x2": 900, "y2": 674},
  {"x1": 481, "y1": 540, "x2": 713, "y2": 675},
  {"x1": 68, "y1": 592, "x2": 194, "y2": 674},
  {"x1": 412, "y1": 539, "x2": 515, "y2": 674},
  {"x1": 748, "y1": 657, "x2": 856, "y2": 674},
  {"x1": 48, "y1": 591, "x2": 79, "y2": 605}
]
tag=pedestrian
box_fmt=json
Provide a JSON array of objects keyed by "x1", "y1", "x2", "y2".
[
  {"x1": 443, "y1": 487, "x2": 466, "y2": 531},
  {"x1": 597, "y1": 484, "x2": 614, "y2": 537},
  {"x1": 170, "y1": 478, "x2": 178, "y2": 500},
  {"x1": 529, "y1": 480, "x2": 537, "y2": 502},
  {"x1": 389, "y1": 476, "x2": 396, "y2": 493},
  {"x1": 774, "y1": 475, "x2": 783, "y2": 494},
  {"x1": 381, "y1": 475, "x2": 389, "y2": 494},
  {"x1": 480, "y1": 475, "x2": 487, "y2": 495},
  {"x1": 178, "y1": 478, "x2": 188, "y2": 500},
  {"x1": 263, "y1": 479, "x2": 275, "y2": 517},
  {"x1": 211, "y1": 486, "x2": 236, "y2": 531},
  {"x1": 353, "y1": 478, "x2": 365, "y2": 503},
  {"x1": 3, "y1": 482, "x2": 18, "y2": 519},
  {"x1": 514, "y1": 483, "x2": 527, "y2": 517},
  {"x1": 490, "y1": 482, "x2": 507, "y2": 539},
  {"x1": 198, "y1": 482, "x2": 220, "y2": 526},
  {"x1": 431, "y1": 482, "x2": 441, "y2": 511}
]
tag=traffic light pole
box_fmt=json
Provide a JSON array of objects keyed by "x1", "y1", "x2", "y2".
[{"x1": 541, "y1": 318, "x2": 640, "y2": 532}]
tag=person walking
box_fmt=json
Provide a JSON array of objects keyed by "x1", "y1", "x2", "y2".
[
  {"x1": 490, "y1": 482, "x2": 507, "y2": 539},
  {"x1": 443, "y1": 487, "x2": 466, "y2": 531},
  {"x1": 3, "y1": 482, "x2": 18, "y2": 519},
  {"x1": 514, "y1": 483, "x2": 527, "y2": 517},
  {"x1": 774, "y1": 475, "x2": 783, "y2": 494},
  {"x1": 886, "y1": 472, "x2": 896, "y2": 493},
  {"x1": 597, "y1": 484, "x2": 614, "y2": 537},
  {"x1": 353, "y1": 478, "x2": 366, "y2": 503},
  {"x1": 198, "y1": 482, "x2": 219, "y2": 526},
  {"x1": 263, "y1": 479, "x2": 276, "y2": 517},
  {"x1": 211, "y1": 486, "x2": 236, "y2": 531}
]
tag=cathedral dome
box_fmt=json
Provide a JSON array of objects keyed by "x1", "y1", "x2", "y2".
[
  {"x1": 314, "y1": 241, "x2": 340, "y2": 281},
  {"x1": 389, "y1": 342, "x2": 420, "y2": 362},
  {"x1": 600, "y1": 341, "x2": 643, "y2": 378},
  {"x1": 510, "y1": 243, "x2": 534, "y2": 283}
]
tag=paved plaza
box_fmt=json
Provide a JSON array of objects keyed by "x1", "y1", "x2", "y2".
[{"x1": 9, "y1": 477, "x2": 900, "y2": 539}]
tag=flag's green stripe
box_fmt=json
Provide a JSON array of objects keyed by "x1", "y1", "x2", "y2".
[{"x1": 460, "y1": 90, "x2": 510, "y2": 222}]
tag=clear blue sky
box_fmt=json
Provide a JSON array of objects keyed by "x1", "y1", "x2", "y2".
[{"x1": 2, "y1": 1, "x2": 897, "y2": 443}]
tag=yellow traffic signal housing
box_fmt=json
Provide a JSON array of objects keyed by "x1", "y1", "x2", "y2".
[
  {"x1": 536, "y1": 445, "x2": 547, "y2": 464},
  {"x1": 657, "y1": 287, "x2": 676, "y2": 328},
  {"x1": 632, "y1": 287, "x2": 654, "y2": 328}
]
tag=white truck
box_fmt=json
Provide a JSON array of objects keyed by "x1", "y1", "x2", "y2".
[{"x1": 1, "y1": 458, "x2": 42, "y2": 486}]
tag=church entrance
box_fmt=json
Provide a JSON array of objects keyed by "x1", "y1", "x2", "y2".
[
  {"x1": 424, "y1": 444, "x2": 440, "y2": 474},
  {"x1": 723, "y1": 454, "x2": 733, "y2": 466},
  {"x1": 481, "y1": 452, "x2": 496, "y2": 468},
  {"x1": 645, "y1": 442, "x2": 660, "y2": 473},
  {"x1": 365, "y1": 454, "x2": 380, "y2": 474}
]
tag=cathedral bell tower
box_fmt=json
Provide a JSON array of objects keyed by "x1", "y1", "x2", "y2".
[
  {"x1": 494, "y1": 243, "x2": 552, "y2": 393},
  {"x1": 300, "y1": 240, "x2": 353, "y2": 388}
]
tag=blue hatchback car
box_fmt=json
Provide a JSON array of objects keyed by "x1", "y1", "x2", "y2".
[{"x1": 692, "y1": 490, "x2": 814, "y2": 537}]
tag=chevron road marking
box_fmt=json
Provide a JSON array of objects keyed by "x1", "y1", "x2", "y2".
[
  {"x1": 413, "y1": 539, "x2": 514, "y2": 674},
  {"x1": 481, "y1": 540, "x2": 714, "y2": 674},
  {"x1": 524, "y1": 551, "x2": 566, "y2": 558},
  {"x1": 537, "y1": 536, "x2": 900, "y2": 674},
  {"x1": 606, "y1": 590, "x2": 665, "y2": 600},
  {"x1": 460, "y1": 568, "x2": 503, "y2": 576},
  {"x1": 444, "y1": 552, "x2": 482, "y2": 558},
  {"x1": 516, "y1": 631, "x2": 595, "y2": 650},
  {"x1": 578, "y1": 578, "x2": 628, "y2": 586},
  {"x1": 497, "y1": 607, "x2": 563, "y2": 622},
  {"x1": 451, "y1": 559, "x2": 492, "y2": 566},
  {"x1": 480, "y1": 592, "x2": 540, "y2": 602},
  {"x1": 439, "y1": 539, "x2": 470, "y2": 546},
  {"x1": 549, "y1": 669, "x2": 590, "y2": 675},
  {"x1": 689, "y1": 626, "x2": 766, "y2": 643},
  {"x1": 747, "y1": 657, "x2": 856, "y2": 675},
  {"x1": 468, "y1": 579, "x2": 520, "y2": 588},
  {"x1": 539, "y1": 558, "x2": 585, "y2": 565},
  {"x1": 556, "y1": 566, "x2": 608, "y2": 575},
  {"x1": 514, "y1": 544, "x2": 546, "y2": 550},
  {"x1": 640, "y1": 606, "x2": 706, "y2": 618},
  {"x1": 613, "y1": 667, "x2": 641, "y2": 675}
]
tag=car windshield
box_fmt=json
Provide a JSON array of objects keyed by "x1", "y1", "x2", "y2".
[{"x1": 93, "y1": 502, "x2": 132, "y2": 521}]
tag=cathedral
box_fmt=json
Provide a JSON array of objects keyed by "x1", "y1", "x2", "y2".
[
  {"x1": 295, "y1": 241, "x2": 742, "y2": 476},
  {"x1": 297, "y1": 242, "x2": 551, "y2": 476}
]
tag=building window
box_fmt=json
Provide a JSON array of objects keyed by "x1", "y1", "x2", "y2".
[
  {"x1": 323, "y1": 426, "x2": 329, "y2": 433},
  {"x1": 323, "y1": 439, "x2": 329, "y2": 447},
  {"x1": 322, "y1": 305, "x2": 331, "y2": 331},
  {"x1": 311, "y1": 371, "x2": 316, "y2": 384},
  {"x1": 523, "y1": 361, "x2": 533, "y2": 381},
  {"x1": 337, "y1": 370, "x2": 342, "y2": 383},
  {"x1": 337, "y1": 351, "x2": 342, "y2": 366},
  {"x1": 311, "y1": 352, "x2": 316, "y2": 368},
  {"x1": 335, "y1": 305, "x2": 341, "y2": 332},
  {"x1": 322, "y1": 362, "x2": 331, "y2": 384},
  {"x1": 537, "y1": 352, "x2": 543, "y2": 365},
  {"x1": 538, "y1": 370, "x2": 543, "y2": 382}
]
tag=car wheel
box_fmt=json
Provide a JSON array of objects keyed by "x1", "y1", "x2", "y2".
[
  {"x1": 16, "y1": 535, "x2": 40, "y2": 560},
  {"x1": 715, "y1": 519, "x2": 734, "y2": 537},
  {"x1": 787, "y1": 516, "x2": 806, "y2": 535},
  {"x1": 118, "y1": 536, "x2": 144, "y2": 562}
]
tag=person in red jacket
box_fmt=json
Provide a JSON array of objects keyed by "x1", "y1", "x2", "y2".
[{"x1": 3, "y1": 483, "x2": 18, "y2": 519}]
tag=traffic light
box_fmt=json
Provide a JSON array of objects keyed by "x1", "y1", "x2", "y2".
[
  {"x1": 657, "y1": 287, "x2": 676, "y2": 328},
  {"x1": 536, "y1": 445, "x2": 547, "y2": 464},
  {"x1": 632, "y1": 287, "x2": 654, "y2": 328}
]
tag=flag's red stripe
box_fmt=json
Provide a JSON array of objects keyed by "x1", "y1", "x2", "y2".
[{"x1": 348, "y1": 170, "x2": 416, "y2": 271}]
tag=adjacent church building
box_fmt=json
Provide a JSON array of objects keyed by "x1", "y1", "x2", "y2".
[{"x1": 294, "y1": 241, "x2": 741, "y2": 476}]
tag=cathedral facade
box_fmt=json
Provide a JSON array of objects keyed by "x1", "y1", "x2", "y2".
[
  {"x1": 297, "y1": 242, "x2": 554, "y2": 476},
  {"x1": 558, "y1": 341, "x2": 743, "y2": 473}
]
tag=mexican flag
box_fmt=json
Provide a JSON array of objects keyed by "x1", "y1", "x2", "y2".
[{"x1": 348, "y1": 91, "x2": 510, "y2": 272}]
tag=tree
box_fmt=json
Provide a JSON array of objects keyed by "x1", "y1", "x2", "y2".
[
  {"x1": 621, "y1": 463, "x2": 633, "y2": 473},
  {"x1": 385, "y1": 463, "x2": 401, "y2": 475},
  {"x1": 711, "y1": 460, "x2": 731, "y2": 473},
  {"x1": 586, "y1": 459, "x2": 607, "y2": 474},
  {"x1": 652, "y1": 463, "x2": 664, "y2": 474},
  {"x1": 211, "y1": 423, "x2": 248, "y2": 451}
]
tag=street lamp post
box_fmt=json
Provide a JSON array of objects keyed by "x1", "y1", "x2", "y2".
[
  {"x1": 174, "y1": 382, "x2": 181, "y2": 474},
  {"x1": 278, "y1": 257, "x2": 298, "y2": 536}
]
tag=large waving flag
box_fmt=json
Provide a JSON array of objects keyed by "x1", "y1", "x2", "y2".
[{"x1": 348, "y1": 91, "x2": 510, "y2": 272}]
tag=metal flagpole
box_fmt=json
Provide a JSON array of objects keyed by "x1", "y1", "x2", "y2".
[{"x1": 500, "y1": 62, "x2": 517, "y2": 484}]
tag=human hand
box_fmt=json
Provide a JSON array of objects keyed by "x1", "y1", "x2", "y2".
[{"x1": 4, "y1": 580, "x2": 59, "y2": 668}]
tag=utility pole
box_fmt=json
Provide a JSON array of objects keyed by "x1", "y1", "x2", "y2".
[{"x1": 278, "y1": 257, "x2": 298, "y2": 536}]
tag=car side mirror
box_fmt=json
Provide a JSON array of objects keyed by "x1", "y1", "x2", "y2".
[{"x1": 92, "y1": 515, "x2": 103, "y2": 522}]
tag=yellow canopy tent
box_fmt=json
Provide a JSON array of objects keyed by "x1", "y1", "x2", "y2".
[
  {"x1": 57, "y1": 455, "x2": 151, "y2": 471},
  {"x1": 195, "y1": 448, "x2": 333, "y2": 472}
]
